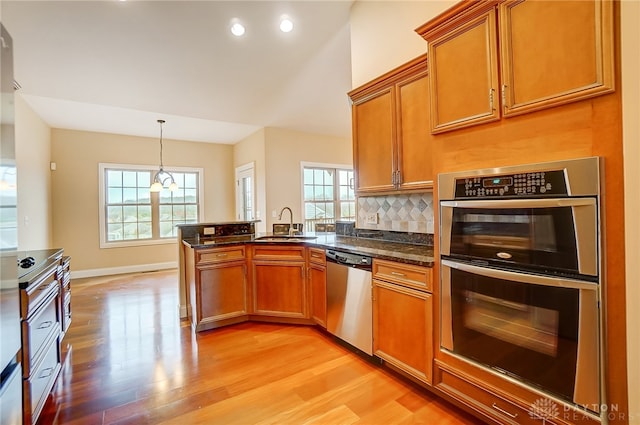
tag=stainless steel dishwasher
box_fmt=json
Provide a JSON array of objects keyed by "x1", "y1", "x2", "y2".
[{"x1": 325, "y1": 249, "x2": 373, "y2": 355}]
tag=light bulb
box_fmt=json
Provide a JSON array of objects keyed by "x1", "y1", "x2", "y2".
[
  {"x1": 150, "y1": 182, "x2": 163, "y2": 192},
  {"x1": 231, "y1": 22, "x2": 245, "y2": 37},
  {"x1": 169, "y1": 182, "x2": 178, "y2": 192},
  {"x1": 280, "y1": 18, "x2": 293, "y2": 33}
]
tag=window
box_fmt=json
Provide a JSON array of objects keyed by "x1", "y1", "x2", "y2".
[
  {"x1": 302, "y1": 164, "x2": 355, "y2": 232},
  {"x1": 0, "y1": 163, "x2": 17, "y2": 250},
  {"x1": 99, "y1": 164, "x2": 202, "y2": 247}
]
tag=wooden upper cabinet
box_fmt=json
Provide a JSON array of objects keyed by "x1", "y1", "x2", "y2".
[
  {"x1": 351, "y1": 87, "x2": 396, "y2": 193},
  {"x1": 350, "y1": 55, "x2": 433, "y2": 194},
  {"x1": 499, "y1": 0, "x2": 614, "y2": 116},
  {"x1": 419, "y1": 3, "x2": 500, "y2": 133},
  {"x1": 417, "y1": 0, "x2": 614, "y2": 133},
  {"x1": 396, "y1": 72, "x2": 433, "y2": 190}
]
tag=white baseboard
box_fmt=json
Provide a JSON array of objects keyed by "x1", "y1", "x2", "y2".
[{"x1": 70, "y1": 261, "x2": 178, "y2": 279}]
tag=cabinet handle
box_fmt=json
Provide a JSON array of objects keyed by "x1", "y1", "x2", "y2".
[
  {"x1": 311, "y1": 254, "x2": 321, "y2": 258},
  {"x1": 489, "y1": 88, "x2": 495, "y2": 111},
  {"x1": 396, "y1": 171, "x2": 401, "y2": 187},
  {"x1": 39, "y1": 282, "x2": 54, "y2": 291},
  {"x1": 38, "y1": 320, "x2": 53, "y2": 329},
  {"x1": 39, "y1": 368, "x2": 54, "y2": 379},
  {"x1": 502, "y1": 85, "x2": 507, "y2": 108},
  {"x1": 216, "y1": 253, "x2": 228, "y2": 258},
  {"x1": 391, "y1": 171, "x2": 396, "y2": 186},
  {"x1": 391, "y1": 271, "x2": 406, "y2": 277},
  {"x1": 349, "y1": 177, "x2": 355, "y2": 190},
  {"x1": 492, "y1": 403, "x2": 518, "y2": 419}
]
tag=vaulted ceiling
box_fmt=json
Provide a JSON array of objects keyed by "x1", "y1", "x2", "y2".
[{"x1": 1, "y1": 1, "x2": 354, "y2": 144}]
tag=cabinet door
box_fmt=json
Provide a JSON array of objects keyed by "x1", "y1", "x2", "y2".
[
  {"x1": 427, "y1": 7, "x2": 500, "y2": 133},
  {"x1": 309, "y1": 264, "x2": 326, "y2": 327},
  {"x1": 499, "y1": 0, "x2": 614, "y2": 116},
  {"x1": 352, "y1": 87, "x2": 396, "y2": 193},
  {"x1": 396, "y1": 72, "x2": 433, "y2": 190},
  {"x1": 373, "y1": 280, "x2": 433, "y2": 384},
  {"x1": 197, "y1": 262, "x2": 248, "y2": 328},
  {"x1": 253, "y1": 262, "x2": 307, "y2": 318}
]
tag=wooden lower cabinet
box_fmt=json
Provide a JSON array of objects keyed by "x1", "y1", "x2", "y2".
[
  {"x1": 251, "y1": 245, "x2": 308, "y2": 319},
  {"x1": 434, "y1": 361, "x2": 598, "y2": 425},
  {"x1": 187, "y1": 245, "x2": 248, "y2": 331},
  {"x1": 307, "y1": 248, "x2": 326, "y2": 327},
  {"x1": 373, "y1": 259, "x2": 433, "y2": 385}
]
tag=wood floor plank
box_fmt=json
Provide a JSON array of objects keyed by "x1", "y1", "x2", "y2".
[{"x1": 40, "y1": 270, "x2": 484, "y2": 425}]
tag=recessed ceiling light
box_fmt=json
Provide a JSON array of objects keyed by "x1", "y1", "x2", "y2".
[
  {"x1": 230, "y1": 22, "x2": 245, "y2": 37},
  {"x1": 280, "y1": 17, "x2": 293, "y2": 33}
]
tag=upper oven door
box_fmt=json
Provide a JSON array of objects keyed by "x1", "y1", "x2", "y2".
[{"x1": 440, "y1": 198, "x2": 598, "y2": 277}]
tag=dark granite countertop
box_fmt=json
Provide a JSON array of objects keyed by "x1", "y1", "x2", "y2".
[
  {"x1": 17, "y1": 248, "x2": 64, "y2": 288},
  {"x1": 182, "y1": 233, "x2": 434, "y2": 267}
]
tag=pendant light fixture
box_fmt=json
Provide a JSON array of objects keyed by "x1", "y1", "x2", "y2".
[{"x1": 150, "y1": 119, "x2": 178, "y2": 192}]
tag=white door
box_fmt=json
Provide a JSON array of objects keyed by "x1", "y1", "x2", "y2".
[{"x1": 235, "y1": 162, "x2": 255, "y2": 221}]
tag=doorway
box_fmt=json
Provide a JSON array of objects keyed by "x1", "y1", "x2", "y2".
[{"x1": 235, "y1": 162, "x2": 255, "y2": 221}]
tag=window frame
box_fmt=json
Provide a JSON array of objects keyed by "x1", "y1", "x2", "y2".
[
  {"x1": 99, "y1": 163, "x2": 204, "y2": 248},
  {"x1": 300, "y1": 162, "x2": 355, "y2": 232}
]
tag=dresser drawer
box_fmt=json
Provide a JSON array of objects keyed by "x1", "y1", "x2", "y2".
[
  {"x1": 25, "y1": 335, "x2": 61, "y2": 424},
  {"x1": 373, "y1": 259, "x2": 432, "y2": 292},
  {"x1": 62, "y1": 291, "x2": 72, "y2": 334},
  {"x1": 21, "y1": 261, "x2": 59, "y2": 319},
  {"x1": 197, "y1": 246, "x2": 246, "y2": 264},
  {"x1": 22, "y1": 288, "x2": 60, "y2": 378}
]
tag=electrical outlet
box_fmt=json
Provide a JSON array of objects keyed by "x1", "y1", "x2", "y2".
[
  {"x1": 203, "y1": 227, "x2": 216, "y2": 235},
  {"x1": 365, "y1": 213, "x2": 378, "y2": 225}
]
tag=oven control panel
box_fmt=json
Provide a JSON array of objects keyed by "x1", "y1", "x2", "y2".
[{"x1": 454, "y1": 169, "x2": 568, "y2": 198}]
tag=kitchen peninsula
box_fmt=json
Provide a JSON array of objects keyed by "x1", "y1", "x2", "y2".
[{"x1": 177, "y1": 220, "x2": 435, "y2": 385}]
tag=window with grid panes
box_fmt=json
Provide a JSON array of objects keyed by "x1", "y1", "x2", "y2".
[
  {"x1": 303, "y1": 166, "x2": 355, "y2": 232},
  {"x1": 100, "y1": 164, "x2": 201, "y2": 246}
]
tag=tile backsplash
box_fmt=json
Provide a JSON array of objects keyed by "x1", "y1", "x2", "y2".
[{"x1": 357, "y1": 193, "x2": 434, "y2": 234}]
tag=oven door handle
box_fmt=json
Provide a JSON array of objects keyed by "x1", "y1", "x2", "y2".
[
  {"x1": 440, "y1": 198, "x2": 596, "y2": 209},
  {"x1": 441, "y1": 259, "x2": 597, "y2": 290}
]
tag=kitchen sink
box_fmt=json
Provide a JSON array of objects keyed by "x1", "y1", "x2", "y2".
[{"x1": 253, "y1": 235, "x2": 317, "y2": 243}]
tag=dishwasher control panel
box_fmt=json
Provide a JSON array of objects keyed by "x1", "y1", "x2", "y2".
[{"x1": 326, "y1": 249, "x2": 372, "y2": 269}]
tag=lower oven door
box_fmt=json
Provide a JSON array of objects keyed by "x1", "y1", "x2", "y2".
[{"x1": 441, "y1": 259, "x2": 600, "y2": 413}]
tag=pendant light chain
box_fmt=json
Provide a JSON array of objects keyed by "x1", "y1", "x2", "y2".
[
  {"x1": 150, "y1": 119, "x2": 177, "y2": 192},
  {"x1": 158, "y1": 119, "x2": 165, "y2": 169}
]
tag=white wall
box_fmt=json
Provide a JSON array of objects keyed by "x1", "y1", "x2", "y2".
[
  {"x1": 621, "y1": 1, "x2": 640, "y2": 422},
  {"x1": 263, "y1": 127, "x2": 352, "y2": 231},
  {"x1": 51, "y1": 128, "x2": 235, "y2": 274},
  {"x1": 233, "y1": 129, "x2": 268, "y2": 233},
  {"x1": 349, "y1": 0, "x2": 455, "y2": 88},
  {"x1": 15, "y1": 94, "x2": 53, "y2": 251}
]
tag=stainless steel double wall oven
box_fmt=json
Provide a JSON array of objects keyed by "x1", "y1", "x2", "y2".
[{"x1": 439, "y1": 157, "x2": 603, "y2": 417}]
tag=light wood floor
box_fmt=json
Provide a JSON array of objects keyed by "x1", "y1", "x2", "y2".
[{"x1": 41, "y1": 270, "x2": 484, "y2": 425}]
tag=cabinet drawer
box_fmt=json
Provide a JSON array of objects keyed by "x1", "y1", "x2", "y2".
[
  {"x1": 22, "y1": 289, "x2": 60, "y2": 378},
  {"x1": 62, "y1": 292, "x2": 72, "y2": 333},
  {"x1": 307, "y1": 248, "x2": 326, "y2": 266},
  {"x1": 373, "y1": 259, "x2": 432, "y2": 292},
  {"x1": 435, "y1": 363, "x2": 544, "y2": 425},
  {"x1": 252, "y1": 245, "x2": 305, "y2": 261},
  {"x1": 25, "y1": 335, "x2": 61, "y2": 423},
  {"x1": 197, "y1": 246, "x2": 246, "y2": 264},
  {"x1": 21, "y1": 261, "x2": 59, "y2": 319}
]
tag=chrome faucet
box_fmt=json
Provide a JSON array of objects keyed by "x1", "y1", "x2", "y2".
[{"x1": 278, "y1": 207, "x2": 295, "y2": 235}]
